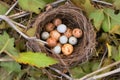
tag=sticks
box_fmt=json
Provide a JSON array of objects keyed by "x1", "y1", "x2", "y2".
[
  {"x1": 92, "y1": 0, "x2": 113, "y2": 6},
  {"x1": 87, "y1": 67, "x2": 120, "y2": 80},
  {"x1": 75, "y1": 60, "x2": 120, "y2": 80},
  {"x1": 0, "y1": 15, "x2": 47, "y2": 44},
  {"x1": 5, "y1": 1, "x2": 18, "y2": 15},
  {"x1": 49, "y1": 67, "x2": 73, "y2": 80}
]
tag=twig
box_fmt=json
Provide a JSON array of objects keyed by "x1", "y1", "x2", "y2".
[
  {"x1": 9, "y1": 11, "x2": 30, "y2": 20},
  {"x1": 75, "y1": 60, "x2": 120, "y2": 80},
  {"x1": 0, "y1": 15, "x2": 47, "y2": 44},
  {"x1": 5, "y1": 1, "x2": 18, "y2": 15},
  {"x1": 0, "y1": 1, "x2": 18, "y2": 21},
  {"x1": 49, "y1": 67, "x2": 73, "y2": 80},
  {"x1": 51, "y1": 0, "x2": 66, "y2": 6},
  {"x1": 11, "y1": 20, "x2": 27, "y2": 29},
  {"x1": 98, "y1": 46, "x2": 107, "y2": 69},
  {"x1": 87, "y1": 67, "x2": 120, "y2": 80},
  {"x1": 0, "y1": 58, "x2": 14, "y2": 62},
  {"x1": 92, "y1": 0, "x2": 113, "y2": 6}
]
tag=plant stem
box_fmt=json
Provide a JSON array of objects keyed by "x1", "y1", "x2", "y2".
[
  {"x1": 75, "y1": 60, "x2": 120, "y2": 80},
  {"x1": 87, "y1": 67, "x2": 120, "y2": 80},
  {"x1": 0, "y1": 15, "x2": 47, "y2": 44},
  {"x1": 49, "y1": 67, "x2": 73, "y2": 80},
  {"x1": 5, "y1": 1, "x2": 18, "y2": 15}
]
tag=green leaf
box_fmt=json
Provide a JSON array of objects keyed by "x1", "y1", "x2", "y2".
[
  {"x1": 26, "y1": 26, "x2": 37, "y2": 37},
  {"x1": 102, "y1": 8, "x2": 120, "y2": 32},
  {"x1": 18, "y1": 0, "x2": 47, "y2": 14},
  {"x1": 0, "y1": 61, "x2": 21, "y2": 73},
  {"x1": 82, "y1": 0, "x2": 96, "y2": 15},
  {"x1": 102, "y1": 15, "x2": 111, "y2": 32},
  {"x1": 71, "y1": 66, "x2": 86, "y2": 78},
  {"x1": 89, "y1": 9, "x2": 104, "y2": 31},
  {"x1": 111, "y1": 45, "x2": 120, "y2": 61},
  {"x1": 110, "y1": 25, "x2": 120, "y2": 35},
  {"x1": 113, "y1": 0, "x2": 120, "y2": 10},
  {"x1": 15, "y1": 52, "x2": 58, "y2": 68},
  {"x1": 0, "y1": 32, "x2": 19, "y2": 56},
  {"x1": 0, "y1": 1, "x2": 9, "y2": 15}
]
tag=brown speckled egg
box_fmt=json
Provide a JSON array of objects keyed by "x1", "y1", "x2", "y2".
[
  {"x1": 53, "y1": 18, "x2": 62, "y2": 26},
  {"x1": 45, "y1": 23, "x2": 55, "y2": 32},
  {"x1": 64, "y1": 28, "x2": 72, "y2": 38},
  {"x1": 72, "y1": 28, "x2": 82, "y2": 38},
  {"x1": 50, "y1": 30, "x2": 61, "y2": 41},
  {"x1": 47, "y1": 37, "x2": 57, "y2": 47},
  {"x1": 62, "y1": 44, "x2": 73, "y2": 56}
]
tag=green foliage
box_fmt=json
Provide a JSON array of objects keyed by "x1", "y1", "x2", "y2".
[
  {"x1": 90, "y1": 9, "x2": 104, "y2": 31},
  {"x1": 0, "y1": 1, "x2": 9, "y2": 14},
  {"x1": 0, "y1": 61, "x2": 21, "y2": 73},
  {"x1": 113, "y1": 0, "x2": 120, "y2": 10},
  {"x1": 18, "y1": 0, "x2": 54, "y2": 14},
  {"x1": 15, "y1": 52, "x2": 58, "y2": 68},
  {"x1": 0, "y1": 32, "x2": 19, "y2": 57},
  {"x1": 111, "y1": 45, "x2": 120, "y2": 61}
]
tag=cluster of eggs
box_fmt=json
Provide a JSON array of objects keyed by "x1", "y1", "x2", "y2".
[{"x1": 41, "y1": 18, "x2": 83, "y2": 56}]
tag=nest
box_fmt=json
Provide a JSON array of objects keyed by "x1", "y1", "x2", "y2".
[{"x1": 31, "y1": 2, "x2": 96, "y2": 71}]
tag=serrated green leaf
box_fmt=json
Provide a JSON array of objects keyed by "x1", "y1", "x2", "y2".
[
  {"x1": 15, "y1": 52, "x2": 58, "y2": 68},
  {"x1": 18, "y1": 0, "x2": 46, "y2": 14},
  {"x1": 90, "y1": 9, "x2": 104, "y2": 31},
  {"x1": 0, "y1": 61, "x2": 21, "y2": 73},
  {"x1": 0, "y1": 32, "x2": 19, "y2": 56}
]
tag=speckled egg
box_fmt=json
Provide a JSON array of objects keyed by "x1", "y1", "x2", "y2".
[
  {"x1": 53, "y1": 18, "x2": 62, "y2": 26},
  {"x1": 45, "y1": 23, "x2": 55, "y2": 32},
  {"x1": 53, "y1": 45, "x2": 61, "y2": 54},
  {"x1": 59, "y1": 35, "x2": 68, "y2": 44},
  {"x1": 47, "y1": 37, "x2": 57, "y2": 47},
  {"x1": 69, "y1": 36, "x2": 77, "y2": 45},
  {"x1": 50, "y1": 30, "x2": 61, "y2": 41},
  {"x1": 57, "y1": 24, "x2": 67, "y2": 33},
  {"x1": 72, "y1": 28, "x2": 83, "y2": 38},
  {"x1": 41, "y1": 31, "x2": 50, "y2": 40},
  {"x1": 62, "y1": 44, "x2": 73, "y2": 56},
  {"x1": 64, "y1": 28, "x2": 72, "y2": 38}
]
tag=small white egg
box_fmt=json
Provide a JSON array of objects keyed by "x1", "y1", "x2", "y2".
[
  {"x1": 69, "y1": 36, "x2": 77, "y2": 45},
  {"x1": 57, "y1": 24, "x2": 67, "y2": 33},
  {"x1": 41, "y1": 32, "x2": 50, "y2": 40},
  {"x1": 59, "y1": 35, "x2": 68, "y2": 44},
  {"x1": 53, "y1": 45, "x2": 61, "y2": 54}
]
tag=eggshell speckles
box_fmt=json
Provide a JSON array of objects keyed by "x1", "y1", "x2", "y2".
[
  {"x1": 72, "y1": 28, "x2": 83, "y2": 38},
  {"x1": 62, "y1": 44, "x2": 73, "y2": 56},
  {"x1": 53, "y1": 18, "x2": 62, "y2": 26},
  {"x1": 50, "y1": 30, "x2": 61, "y2": 41},
  {"x1": 45, "y1": 23, "x2": 55, "y2": 32},
  {"x1": 64, "y1": 28, "x2": 72, "y2": 38},
  {"x1": 47, "y1": 38, "x2": 57, "y2": 47}
]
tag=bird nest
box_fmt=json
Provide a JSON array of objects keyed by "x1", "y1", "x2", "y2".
[{"x1": 30, "y1": 2, "x2": 96, "y2": 71}]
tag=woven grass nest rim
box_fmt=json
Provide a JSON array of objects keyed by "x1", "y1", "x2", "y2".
[{"x1": 33, "y1": 2, "x2": 96, "y2": 68}]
